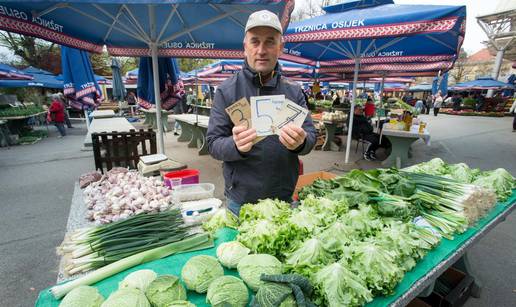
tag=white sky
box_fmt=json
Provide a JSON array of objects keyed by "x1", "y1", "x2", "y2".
[{"x1": 293, "y1": 0, "x2": 505, "y2": 56}]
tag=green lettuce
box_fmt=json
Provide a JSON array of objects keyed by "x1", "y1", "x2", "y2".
[
  {"x1": 312, "y1": 262, "x2": 372, "y2": 307},
  {"x1": 285, "y1": 238, "x2": 334, "y2": 276},
  {"x1": 202, "y1": 208, "x2": 239, "y2": 234},
  {"x1": 346, "y1": 241, "x2": 404, "y2": 295},
  {"x1": 473, "y1": 168, "x2": 516, "y2": 201}
]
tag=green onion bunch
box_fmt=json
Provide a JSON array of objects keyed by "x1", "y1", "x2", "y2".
[{"x1": 58, "y1": 209, "x2": 195, "y2": 275}]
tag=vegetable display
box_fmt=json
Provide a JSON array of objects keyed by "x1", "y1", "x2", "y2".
[
  {"x1": 181, "y1": 255, "x2": 224, "y2": 293},
  {"x1": 58, "y1": 209, "x2": 194, "y2": 275},
  {"x1": 206, "y1": 276, "x2": 249, "y2": 307},
  {"x1": 82, "y1": 168, "x2": 173, "y2": 224},
  {"x1": 0, "y1": 105, "x2": 45, "y2": 118},
  {"x1": 51, "y1": 233, "x2": 213, "y2": 299},
  {"x1": 58, "y1": 286, "x2": 104, "y2": 307},
  {"x1": 145, "y1": 275, "x2": 187, "y2": 307},
  {"x1": 213, "y1": 159, "x2": 514, "y2": 306}
]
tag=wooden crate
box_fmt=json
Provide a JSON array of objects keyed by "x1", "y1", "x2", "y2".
[{"x1": 92, "y1": 129, "x2": 156, "y2": 173}]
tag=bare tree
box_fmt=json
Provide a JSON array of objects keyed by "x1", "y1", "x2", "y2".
[
  {"x1": 291, "y1": 0, "x2": 324, "y2": 21},
  {"x1": 0, "y1": 31, "x2": 60, "y2": 73},
  {"x1": 450, "y1": 48, "x2": 471, "y2": 84}
]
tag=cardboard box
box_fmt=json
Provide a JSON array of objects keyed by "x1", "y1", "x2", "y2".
[
  {"x1": 293, "y1": 171, "x2": 337, "y2": 199},
  {"x1": 421, "y1": 267, "x2": 474, "y2": 307},
  {"x1": 406, "y1": 298, "x2": 432, "y2": 307}
]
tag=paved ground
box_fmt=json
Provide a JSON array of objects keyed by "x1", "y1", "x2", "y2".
[{"x1": 0, "y1": 114, "x2": 514, "y2": 306}]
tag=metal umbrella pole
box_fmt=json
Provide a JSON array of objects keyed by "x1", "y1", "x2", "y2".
[
  {"x1": 344, "y1": 53, "x2": 361, "y2": 164},
  {"x1": 150, "y1": 42, "x2": 165, "y2": 154}
]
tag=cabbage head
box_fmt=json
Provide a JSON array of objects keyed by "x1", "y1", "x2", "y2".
[
  {"x1": 165, "y1": 300, "x2": 196, "y2": 307},
  {"x1": 145, "y1": 275, "x2": 187, "y2": 307},
  {"x1": 237, "y1": 254, "x2": 282, "y2": 291},
  {"x1": 206, "y1": 276, "x2": 249, "y2": 307},
  {"x1": 254, "y1": 282, "x2": 296, "y2": 307},
  {"x1": 181, "y1": 255, "x2": 224, "y2": 293},
  {"x1": 216, "y1": 241, "x2": 250, "y2": 269},
  {"x1": 119, "y1": 269, "x2": 157, "y2": 292},
  {"x1": 100, "y1": 288, "x2": 150, "y2": 307},
  {"x1": 59, "y1": 286, "x2": 104, "y2": 307}
]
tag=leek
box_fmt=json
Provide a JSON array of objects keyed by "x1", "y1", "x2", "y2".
[{"x1": 50, "y1": 233, "x2": 213, "y2": 299}]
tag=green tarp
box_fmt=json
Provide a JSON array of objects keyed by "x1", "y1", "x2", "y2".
[{"x1": 36, "y1": 191, "x2": 516, "y2": 307}]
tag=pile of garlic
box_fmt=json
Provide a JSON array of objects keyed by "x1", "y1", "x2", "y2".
[{"x1": 83, "y1": 168, "x2": 173, "y2": 225}]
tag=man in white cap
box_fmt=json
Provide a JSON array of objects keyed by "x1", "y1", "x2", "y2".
[{"x1": 207, "y1": 10, "x2": 316, "y2": 216}]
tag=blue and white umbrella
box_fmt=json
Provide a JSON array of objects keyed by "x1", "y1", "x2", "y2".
[
  {"x1": 0, "y1": 66, "x2": 63, "y2": 88},
  {"x1": 282, "y1": 0, "x2": 466, "y2": 163},
  {"x1": 0, "y1": 63, "x2": 33, "y2": 80},
  {"x1": 137, "y1": 57, "x2": 184, "y2": 111},
  {"x1": 61, "y1": 46, "x2": 102, "y2": 110},
  {"x1": 111, "y1": 58, "x2": 126, "y2": 101},
  {"x1": 0, "y1": 0, "x2": 294, "y2": 153}
]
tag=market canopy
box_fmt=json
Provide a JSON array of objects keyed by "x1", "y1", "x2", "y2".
[
  {"x1": 0, "y1": 0, "x2": 295, "y2": 154},
  {"x1": 0, "y1": 67, "x2": 63, "y2": 88},
  {"x1": 0, "y1": 63, "x2": 33, "y2": 80},
  {"x1": 409, "y1": 83, "x2": 433, "y2": 92},
  {"x1": 282, "y1": 2, "x2": 466, "y2": 78},
  {"x1": 0, "y1": 0, "x2": 293, "y2": 58},
  {"x1": 450, "y1": 77, "x2": 515, "y2": 90}
]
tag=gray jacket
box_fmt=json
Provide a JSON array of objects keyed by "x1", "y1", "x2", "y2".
[{"x1": 207, "y1": 61, "x2": 316, "y2": 205}]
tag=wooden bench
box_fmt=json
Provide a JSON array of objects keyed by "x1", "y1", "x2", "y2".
[
  {"x1": 172, "y1": 114, "x2": 210, "y2": 155},
  {"x1": 92, "y1": 129, "x2": 157, "y2": 173}
]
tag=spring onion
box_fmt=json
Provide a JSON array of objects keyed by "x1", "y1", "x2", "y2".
[
  {"x1": 58, "y1": 209, "x2": 194, "y2": 275},
  {"x1": 50, "y1": 233, "x2": 213, "y2": 299}
]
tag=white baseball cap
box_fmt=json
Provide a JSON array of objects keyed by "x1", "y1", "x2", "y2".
[{"x1": 245, "y1": 10, "x2": 283, "y2": 34}]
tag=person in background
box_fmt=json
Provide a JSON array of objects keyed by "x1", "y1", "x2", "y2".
[
  {"x1": 452, "y1": 93, "x2": 462, "y2": 111},
  {"x1": 57, "y1": 92, "x2": 74, "y2": 128},
  {"x1": 332, "y1": 92, "x2": 341, "y2": 107},
  {"x1": 126, "y1": 92, "x2": 137, "y2": 105},
  {"x1": 352, "y1": 105, "x2": 390, "y2": 161},
  {"x1": 186, "y1": 88, "x2": 196, "y2": 113},
  {"x1": 48, "y1": 94, "x2": 66, "y2": 138},
  {"x1": 414, "y1": 98, "x2": 424, "y2": 114},
  {"x1": 173, "y1": 94, "x2": 188, "y2": 136},
  {"x1": 475, "y1": 94, "x2": 485, "y2": 112},
  {"x1": 425, "y1": 95, "x2": 433, "y2": 114},
  {"x1": 433, "y1": 92, "x2": 443, "y2": 116},
  {"x1": 510, "y1": 101, "x2": 516, "y2": 132},
  {"x1": 364, "y1": 97, "x2": 376, "y2": 118}
]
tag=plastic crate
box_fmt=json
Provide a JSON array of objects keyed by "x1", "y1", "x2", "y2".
[{"x1": 172, "y1": 183, "x2": 215, "y2": 202}]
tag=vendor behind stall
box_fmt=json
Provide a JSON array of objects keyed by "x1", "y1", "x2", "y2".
[
  {"x1": 352, "y1": 105, "x2": 390, "y2": 161},
  {"x1": 206, "y1": 10, "x2": 316, "y2": 217}
]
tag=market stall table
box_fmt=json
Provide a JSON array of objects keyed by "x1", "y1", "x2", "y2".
[
  {"x1": 193, "y1": 105, "x2": 211, "y2": 116},
  {"x1": 83, "y1": 117, "x2": 135, "y2": 147},
  {"x1": 381, "y1": 129, "x2": 430, "y2": 168},
  {"x1": 90, "y1": 110, "x2": 115, "y2": 119},
  {"x1": 141, "y1": 108, "x2": 171, "y2": 132},
  {"x1": 172, "y1": 114, "x2": 210, "y2": 155},
  {"x1": 321, "y1": 120, "x2": 346, "y2": 151},
  {"x1": 37, "y1": 191, "x2": 516, "y2": 307}
]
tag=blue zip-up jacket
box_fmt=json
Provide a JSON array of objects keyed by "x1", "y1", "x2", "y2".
[{"x1": 206, "y1": 61, "x2": 316, "y2": 205}]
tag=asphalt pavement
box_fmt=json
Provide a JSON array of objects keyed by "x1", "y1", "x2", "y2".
[{"x1": 0, "y1": 114, "x2": 514, "y2": 306}]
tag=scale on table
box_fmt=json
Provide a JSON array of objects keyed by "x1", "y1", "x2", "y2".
[{"x1": 137, "y1": 154, "x2": 186, "y2": 177}]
